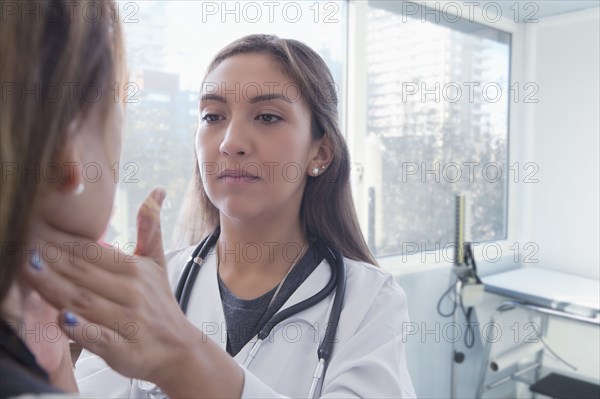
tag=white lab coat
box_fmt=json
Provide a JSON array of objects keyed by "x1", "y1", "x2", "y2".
[{"x1": 75, "y1": 245, "x2": 416, "y2": 398}]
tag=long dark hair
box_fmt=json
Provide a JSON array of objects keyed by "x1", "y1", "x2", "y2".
[
  {"x1": 0, "y1": 0, "x2": 125, "y2": 310},
  {"x1": 174, "y1": 34, "x2": 377, "y2": 266}
]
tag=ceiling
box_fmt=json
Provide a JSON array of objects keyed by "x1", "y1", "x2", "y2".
[{"x1": 474, "y1": 0, "x2": 599, "y2": 22}]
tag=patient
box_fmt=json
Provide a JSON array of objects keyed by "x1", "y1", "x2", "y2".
[{"x1": 0, "y1": 0, "x2": 126, "y2": 395}]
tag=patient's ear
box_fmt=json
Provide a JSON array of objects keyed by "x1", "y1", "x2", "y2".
[
  {"x1": 52, "y1": 121, "x2": 85, "y2": 195},
  {"x1": 36, "y1": 120, "x2": 96, "y2": 238},
  {"x1": 37, "y1": 107, "x2": 120, "y2": 241}
]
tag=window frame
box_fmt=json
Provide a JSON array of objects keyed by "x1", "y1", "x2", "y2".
[{"x1": 346, "y1": 0, "x2": 527, "y2": 274}]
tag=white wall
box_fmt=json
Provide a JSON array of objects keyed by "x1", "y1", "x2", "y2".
[
  {"x1": 523, "y1": 9, "x2": 600, "y2": 280},
  {"x1": 396, "y1": 7, "x2": 600, "y2": 398},
  {"x1": 522, "y1": 7, "x2": 600, "y2": 386}
]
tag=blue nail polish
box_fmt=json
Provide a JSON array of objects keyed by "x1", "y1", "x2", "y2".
[
  {"x1": 29, "y1": 254, "x2": 43, "y2": 270},
  {"x1": 64, "y1": 311, "x2": 78, "y2": 326}
]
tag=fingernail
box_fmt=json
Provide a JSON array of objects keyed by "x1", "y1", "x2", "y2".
[
  {"x1": 64, "y1": 311, "x2": 78, "y2": 326},
  {"x1": 29, "y1": 253, "x2": 43, "y2": 271},
  {"x1": 152, "y1": 188, "x2": 166, "y2": 206}
]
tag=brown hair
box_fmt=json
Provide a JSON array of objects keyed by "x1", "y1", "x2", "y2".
[
  {"x1": 0, "y1": 1, "x2": 125, "y2": 307},
  {"x1": 174, "y1": 34, "x2": 377, "y2": 266}
]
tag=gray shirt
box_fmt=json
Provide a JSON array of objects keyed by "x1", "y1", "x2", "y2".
[{"x1": 217, "y1": 244, "x2": 324, "y2": 357}]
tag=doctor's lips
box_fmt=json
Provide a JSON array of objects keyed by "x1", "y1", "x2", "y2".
[{"x1": 218, "y1": 169, "x2": 260, "y2": 183}]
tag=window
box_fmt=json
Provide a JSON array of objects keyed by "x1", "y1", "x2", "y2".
[
  {"x1": 106, "y1": 1, "x2": 347, "y2": 248},
  {"x1": 362, "y1": 1, "x2": 511, "y2": 257},
  {"x1": 108, "y1": 1, "x2": 509, "y2": 259}
]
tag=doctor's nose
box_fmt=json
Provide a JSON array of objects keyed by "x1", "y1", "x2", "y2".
[{"x1": 219, "y1": 120, "x2": 251, "y2": 157}]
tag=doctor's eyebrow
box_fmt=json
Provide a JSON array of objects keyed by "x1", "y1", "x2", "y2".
[
  {"x1": 200, "y1": 94, "x2": 227, "y2": 104},
  {"x1": 248, "y1": 93, "x2": 293, "y2": 103},
  {"x1": 199, "y1": 93, "x2": 294, "y2": 104}
]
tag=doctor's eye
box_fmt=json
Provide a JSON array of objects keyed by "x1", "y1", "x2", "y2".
[
  {"x1": 201, "y1": 114, "x2": 223, "y2": 123},
  {"x1": 256, "y1": 113, "x2": 282, "y2": 124}
]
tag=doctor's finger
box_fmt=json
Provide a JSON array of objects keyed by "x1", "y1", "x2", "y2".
[
  {"x1": 135, "y1": 187, "x2": 167, "y2": 265},
  {"x1": 26, "y1": 243, "x2": 140, "y2": 306},
  {"x1": 28, "y1": 233, "x2": 140, "y2": 277},
  {"x1": 58, "y1": 311, "x2": 142, "y2": 379},
  {"x1": 24, "y1": 261, "x2": 136, "y2": 329}
]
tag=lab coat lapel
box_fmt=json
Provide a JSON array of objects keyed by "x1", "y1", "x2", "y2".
[
  {"x1": 185, "y1": 251, "x2": 228, "y2": 351},
  {"x1": 187, "y1": 254, "x2": 333, "y2": 359},
  {"x1": 233, "y1": 257, "x2": 335, "y2": 365}
]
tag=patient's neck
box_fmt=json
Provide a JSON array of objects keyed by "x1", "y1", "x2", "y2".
[{"x1": 1, "y1": 278, "x2": 27, "y2": 326}]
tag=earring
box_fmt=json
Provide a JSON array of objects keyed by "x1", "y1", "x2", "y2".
[
  {"x1": 73, "y1": 182, "x2": 85, "y2": 196},
  {"x1": 312, "y1": 165, "x2": 320, "y2": 175}
]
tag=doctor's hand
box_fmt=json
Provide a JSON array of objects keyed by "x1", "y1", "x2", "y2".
[
  {"x1": 23, "y1": 188, "x2": 231, "y2": 394},
  {"x1": 22, "y1": 289, "x2": 77, "y2": 392}
]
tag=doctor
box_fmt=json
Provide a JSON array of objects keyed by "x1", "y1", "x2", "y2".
[{"x1": 26, "y1": 34, "x2": 416, "y2": 398}]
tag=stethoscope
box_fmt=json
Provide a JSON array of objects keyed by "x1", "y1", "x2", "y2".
[{"x1": 137, "y1": 226, "x2": 347, "y2": 399}]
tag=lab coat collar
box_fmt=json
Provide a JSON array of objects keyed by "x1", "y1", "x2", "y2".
[
  {"x1": 277, "y1": 255, "x2": 333, "y2": 316},
  {"x1": 185, "y1": 251, "x2": 227, "y2": 351},
  {"x1": 186, "y1": 250, "x2": 334, "y2": 351}
]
